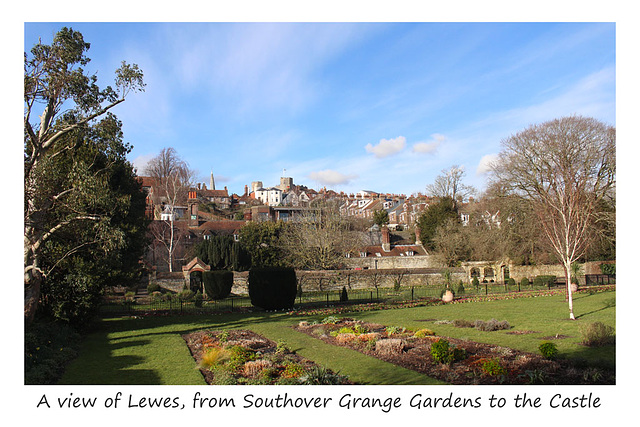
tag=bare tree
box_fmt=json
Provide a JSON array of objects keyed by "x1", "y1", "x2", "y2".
[
  {"x1": 278, "y1": 207, "x2": 363, "y2": 270},
  {"x1": 491, "y1": 116, "x2": 615, "y2": 319},
  {"x1": 144, "y1": 147, "x2": 196, "y2": 272},
  {"x1": 426, "y1": 165, "x2": 476, "y2": 209}
]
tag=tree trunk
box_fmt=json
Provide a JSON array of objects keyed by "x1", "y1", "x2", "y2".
[
  {"x1": 564, "y1": 262, "x2": 575, "y2": 320},
  {"x1": 24, "y1": 261, "x2": 42, "y2": 325}
]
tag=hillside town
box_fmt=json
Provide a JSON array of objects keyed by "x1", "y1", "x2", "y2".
[{"x1": 139, "y1": 171, "x2": 437, "y2": 269}]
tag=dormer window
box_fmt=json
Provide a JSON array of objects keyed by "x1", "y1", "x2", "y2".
[{"x1": 360, "y1": 252, "x2": 367, "y2": 258}]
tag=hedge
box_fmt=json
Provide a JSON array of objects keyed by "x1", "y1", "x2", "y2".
[
  {"x1": 248, "y1": 267, "x2": 297, "y2": 310},
  {"x1": 203, "y1": 270, "x2": 234, "y2": 300}
]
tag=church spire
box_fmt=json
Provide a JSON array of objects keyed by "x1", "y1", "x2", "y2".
[{"x1": 210, "y1": 170, "x2": 215, "y2": 191}]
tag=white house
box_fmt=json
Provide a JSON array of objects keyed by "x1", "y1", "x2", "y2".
[{"x1": 254, "y1": 187, "x2": 283, "y2": 206}]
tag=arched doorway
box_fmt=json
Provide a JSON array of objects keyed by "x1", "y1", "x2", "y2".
[{"x1": 189, "y1": 270, "x2": 203, "y2": 292}]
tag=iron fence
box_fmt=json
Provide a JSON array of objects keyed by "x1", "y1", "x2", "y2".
[{"x1": 99, "y1": 280, "x2": 613, "y2": 317}]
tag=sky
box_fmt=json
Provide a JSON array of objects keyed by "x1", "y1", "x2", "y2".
[{"x1": 23, "y1": 21, "x2": 616, "y2": 197}]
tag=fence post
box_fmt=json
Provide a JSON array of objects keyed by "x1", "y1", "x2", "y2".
[
  {"x1": 411, "y1": 286, "x2": 414, "y2": 301},
  {"x1": 485, "y1": 283, "x2": 488, "y2": 295},
  {"x1": 231, "y1": 298, "x2": 234, "y2": 312},
  {"x1": 370, "y1": 291, "x2": 373, "y2": 303},
  {"x1": 326, "y1": 292, "x2": 329, "y2": 307}
]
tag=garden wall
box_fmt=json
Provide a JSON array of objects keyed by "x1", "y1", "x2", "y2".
[
  {"x1": 152, "y1": 271, "x2": 187, "y2": 293},
  {"x1": 223, "y1": 268, "x2": 466, "y2": 295},
  {"x1": 345, "y1": 254, "x2": 442, "y2": 270}
]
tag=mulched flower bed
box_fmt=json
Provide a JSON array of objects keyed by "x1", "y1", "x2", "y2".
[
  {"x1": 183, "y1": 329, "x2": 352, "y2": 385},
  {"x1": 294, "y1": 318, "x2": 614, "y2": 385}
]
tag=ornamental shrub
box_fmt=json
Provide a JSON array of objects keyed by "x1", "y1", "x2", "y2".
[
  {"x1": 147, "y1": 282, "x2": 160, "y2": 293},
  {"x1": 481, "y1": 358, "x2": 507, "y2": 377},
  {"x1": 474, "y1": 318, "x2": 510, "y2": 331},
  {"x1": 248, "y1": 267, "x2": 297, "y2": 310},
  {"x1": 520, "y1": 277, "x2": 530, "y2": 288},
  {"x1": 538, "y1": 341, "x2": 558, "y2": 360},
  {"x1": 203, "y1": 270, "x2": 233, "y2": 300},
  {"x1": 600, "y1": 263, "x2": 616, "y2": 276},
  {"x1": 580, "y1": 322, "x2": 616, "y2": 347},
  {"x1": 430, "y1": 339, "x2": 452, "y2": 364},
  {"x1": 194, "y1": 291, "x2": 203, "y2": 308},
  {"x1": 533, "y1": 275, "x2": 556, "y2": 288},
  {"x1": 340, "y1": 286, "x2": 349, "y2": 302},
  {"x1": 413, "y1": 329, "x2": 435, "y2": 338},
  {"x1": 472, "y1": 276, "x2": 480, "y2": 290}
]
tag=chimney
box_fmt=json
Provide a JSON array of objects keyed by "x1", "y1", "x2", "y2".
[
  {"x1": 244, "y1": 185, "x2": 248, "y2": 196},
  {"x1": 382, "y1": 226, "x2": 391, "y2": 252}
]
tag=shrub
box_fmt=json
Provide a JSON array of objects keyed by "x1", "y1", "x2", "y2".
[
  {"x1": 472, "y1": 276, "x2": 480, "y2": 289},
  {"x1": 533, "y1": 275, "x2": 556, "y2": 288},
  {"x1": 600, "y1": 263, "x2": 615, "y2": 276},
  {"x1": 452, "y1": 319, "x2": 475, "y2": 328},
  {"x1": 178, "y1": 289, "x2": 194, "y2": 301},
  {"x1": 321, "y1": 315, "x2": 341, "y2": 324},
  {"x1": 456, "y1": 281, "x2": 465, "y2": 295},
  {"x1": 226, "y1": 345, "x2": 257, "y2": 372},
  {"x1": 430, "y1": 339, "x2": 454, "y2": 364},
  {"x1": 580, "y1": 322, "x2": 615, "y2": 347},
  {"x1": 248, "y1": 267, "x2": 297, "y2": 310},
  {"x1": 275, "y1": 340, "x2": 291, "y2": 355},
  {"x1": 385, "y1": 325, "x2": 406, "y2": 336},
  {"x1": 203, "y1": 270, "x2": 233, "y2": 300},
  {"x1": 25, "y1": 322, "x2": 81, "y2": 385},
  {"x1": 520, "y1": 277, "x2": 530, "y2": 288},
  {"x1": 194, "y1": 291, "x2": 203, "y2": 307},
  {"x1": 480, "y1": 358, "x2": 507, "y2": 377},
  {"x1": 210, "y1": 367, "x2": 238, "y2": 385},
  {"x1": 507, "y1": 278, "x2": 516, "y2": 288},
  {"x1": 281, "y1": 362, "x2": 305, "y2": 379},
  {"x1": 538, "y1": 341, "x2": 559, "y2": 360},
  {"x1": 300, "y1": 366, "x2": 349, "y2": 385},
  {"x1": 147, "y1": 282, "x2": 160, "y2": 293},
  {"x1": 413, "y1": 329, "x2": 435, "y2": 338},
  {"x1": 340, "y1": 286, "x2": 349, "y2": 302},
  {"x1": 474, "y1": 319, "x2": 510, "y2": 331}
]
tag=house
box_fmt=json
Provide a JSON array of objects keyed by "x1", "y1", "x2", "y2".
[
  {"x1": 254, "y1": 187, "x2": 283, "y2": 206},
  {"x1": 193, "y1": 220, "x2": 246, "y2": 242}
]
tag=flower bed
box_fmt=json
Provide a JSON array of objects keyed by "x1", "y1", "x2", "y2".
[
  {"x1": 183, "y1": 329, "x2": 352, "y2": 385},
  {"x1": 294, "y1": 317, "x2": 614, "y2": 385}
]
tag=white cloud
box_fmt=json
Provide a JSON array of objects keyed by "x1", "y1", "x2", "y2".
[
  {"x1": 308, "y1": 169, "x2": 358, "y2": 186},
  {"x1": 131, "y1": 153, "x2": 155, "y2": 175},
  {"x1": 365, "y1": 136, "x2": 407, "y2": 158},
  {"x1": 476, "y1": 154, "x2": 499, "y2": 175},
  {"x1": 412, "y1": 133, "x2": 445, "y2": 154}
]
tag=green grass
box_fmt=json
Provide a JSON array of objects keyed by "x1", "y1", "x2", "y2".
[{"x1": 58, "y1": 290, "x2": 615, "y2": 385}]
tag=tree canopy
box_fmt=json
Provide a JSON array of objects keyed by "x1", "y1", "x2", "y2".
[
  {"x1": 24, "y1": 27, "x2": 146, "y2": 324},
  {"x1": 491, "y1": 116, "x2": 615, "y2": 319}
]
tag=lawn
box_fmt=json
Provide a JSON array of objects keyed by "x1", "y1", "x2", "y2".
[{"x1": 58, "y1": 289, "x2": 615, "y2": 385}]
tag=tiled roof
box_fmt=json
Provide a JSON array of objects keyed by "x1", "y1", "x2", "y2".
[
  {"x1": 197, "y1": 220, "x2": 246, "y2": 234},
  {"x1": 359, "y1": 244, "x2": 427, "y2": 257}
]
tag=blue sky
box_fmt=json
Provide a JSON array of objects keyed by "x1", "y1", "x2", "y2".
[{"x1": 24, "y1": 22, "x2": 616, "y2": 197}]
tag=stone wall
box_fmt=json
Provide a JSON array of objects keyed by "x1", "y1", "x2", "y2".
[
  {"x1": 225, "y1": 268, "x2": 466, "y2": 295},
  {"x1": 345, "y1": 254, "x2": 442, "y2": 270},
  {"x1": 151, "y1": 271, "x2": 187, "y2": 293}
]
